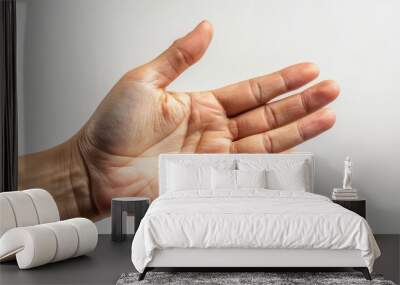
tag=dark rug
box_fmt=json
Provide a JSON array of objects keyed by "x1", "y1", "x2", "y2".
[{"x1": 116, "y1": 271, "x2": 396, "y2": 285}]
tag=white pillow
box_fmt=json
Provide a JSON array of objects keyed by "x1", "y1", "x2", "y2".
[
  {"x1": 167, "y1": 163, "x2": 211, "y2": 191},
  {"x1": 237, "y1": 159, "x2": 309, "y2": 191},
  {"x1": 266, "y1": 163, "x2": 307, "y2": 191},
  {"x1": 211, "y1": 169, "x2": 237, "y2": 190},
  {"x1": 237, "y1": 169, "x2": 267, "y2": 188}
]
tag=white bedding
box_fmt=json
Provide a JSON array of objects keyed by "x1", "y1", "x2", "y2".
[{"x1": 131, "y1": 190, "x2": 380, "y2": 273}]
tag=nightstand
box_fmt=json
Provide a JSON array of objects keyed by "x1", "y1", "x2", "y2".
[
  {"x1": 111, "y1": 197, "x2": 150, "y2": 242},
  {"x1": 332, "y1": 199, "x2": 366, "y2": 219}
]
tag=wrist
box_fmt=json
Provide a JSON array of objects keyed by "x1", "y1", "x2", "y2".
[
  {"x1": 68, "y1": 133, "x2": 98, "y2": 219},
  {"x1": 18, "y1": 134, "x2": 96, "y2": 220},
  {"x1": 75, "y1": 129, "x2": 113, "y2": 220}
]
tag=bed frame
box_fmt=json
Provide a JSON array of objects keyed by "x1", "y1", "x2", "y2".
[
  {"x1": 139, "y1": 153, "x2": 372, "y2": 281},
  {"x1": 140, "y1": 248, "x2": 370, "y2": 280}
]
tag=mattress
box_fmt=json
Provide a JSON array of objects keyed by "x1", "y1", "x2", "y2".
[{"x1": 131, "y1": 190, "x2": 380, "y2": 273}]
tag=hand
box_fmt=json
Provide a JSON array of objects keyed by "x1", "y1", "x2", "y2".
[
  {"x1": 77, "y1": 20, "x2": 339, "y2": 217},
  {"x1": 19, "y1": 21, "x2": 339, "y2": 220}
]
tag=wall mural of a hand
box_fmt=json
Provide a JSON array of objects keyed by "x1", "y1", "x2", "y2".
[{"x1": 19, "y1": 21, "x2": 339, "y2": 220}]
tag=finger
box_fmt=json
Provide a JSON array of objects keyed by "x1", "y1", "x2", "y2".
[
  {"x1": 212, "y1": 62, "x2": 319, "y2": 116},
  {"x1": 230, "y1": 108, "x2": 336, "y2": 153},
  {"x1": 230, "y1": 80, "x2": 340, "y2": 139},
  {"x1": 141, "y1": 20, "x2": 213, "y2": 88}
]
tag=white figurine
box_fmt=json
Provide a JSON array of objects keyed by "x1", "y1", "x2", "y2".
[{"x1": 342, "y1": 156, "x2": 352, "y2": 190}]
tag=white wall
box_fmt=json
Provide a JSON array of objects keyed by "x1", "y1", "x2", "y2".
[{"x1": 17, "y1": 0, "x2": 400, "y2": 234}]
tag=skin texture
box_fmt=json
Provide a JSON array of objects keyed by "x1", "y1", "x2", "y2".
[{"x1": 18, "y1": 21, "x2": 340, "y2": 220}]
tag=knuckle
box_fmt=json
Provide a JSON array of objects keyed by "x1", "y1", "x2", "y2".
[
  {"x1": 228, "y1": 120, "x2": 239, "y2": 140},
  {"x1": 248, "y1": 79, "x2": 263, "y2": 105},
  {"x1": 262, "y1": 133, "x2": 273, "y2": 153},
  {"x1": 264, "y1": 105, "x2": 279, "y2": 130}
]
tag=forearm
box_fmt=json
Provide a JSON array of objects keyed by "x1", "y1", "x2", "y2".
[{"x1": 18, "y1": 134, "x2": 99, "y2": 220}]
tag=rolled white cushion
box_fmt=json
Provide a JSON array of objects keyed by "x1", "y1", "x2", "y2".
[
  {"x1": 24, "y1": 189, "x2": 59, "y2": 224},
  {"x1": 66, "y1": 218, "x2": 98, "y2": 257},
  {"x1": 0, "y1": 226, "x2": 57, "y2": 269},
  {"x1": 42, "y1": 221, "x2": 79, "y2": 262},
  {"x1": 0, "y1": 192, "x2": 39, "y2": 227},
  {"x1": 0, "y1": 218, "x2": 98, "y2": 269},
  {"x1": 0, "y1": 196, "x2": 17, "y2": 237}
]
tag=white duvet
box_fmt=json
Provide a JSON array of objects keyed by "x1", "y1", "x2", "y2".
[{"x1": 131, "y1": 190, "x2": 380, "y2": 273}]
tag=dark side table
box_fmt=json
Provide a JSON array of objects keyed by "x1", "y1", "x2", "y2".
[
  {"x1": 332, "y1": 199, "x2": 366, "y2": 219},
  {"x1": 111, "y1": 197, "x2": 150, "y2": 242}
]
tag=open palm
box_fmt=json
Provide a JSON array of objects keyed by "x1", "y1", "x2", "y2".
[{"x1": 77, "y1": 21, "x2": 339, "y2": 216}]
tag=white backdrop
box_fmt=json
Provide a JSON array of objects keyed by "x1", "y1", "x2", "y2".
[{"x1": 17, "y1": 0, "x2": 400, "y2": 234}]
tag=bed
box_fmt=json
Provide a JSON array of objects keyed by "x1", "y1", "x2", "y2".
[{"x1": 131, "y1": 153, "x2": 380, "y2": 280}]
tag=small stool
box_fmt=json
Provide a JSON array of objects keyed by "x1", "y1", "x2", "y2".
[{"x1": 111, "y1": 197, "x2": 150, "y2": 242}]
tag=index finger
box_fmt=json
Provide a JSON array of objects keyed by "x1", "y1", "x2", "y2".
[{"x1": 212, "y1": 62, "x2": 319, "y2": 117}]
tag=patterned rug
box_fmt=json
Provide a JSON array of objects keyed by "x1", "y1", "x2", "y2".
[{"x1": 117, "y1": 271, "x2": 396, "y2": 285}]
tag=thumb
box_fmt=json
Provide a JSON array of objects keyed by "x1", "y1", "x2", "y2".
[{"x1": 143, "y1": 20, "x2": 213, "y2": 88}]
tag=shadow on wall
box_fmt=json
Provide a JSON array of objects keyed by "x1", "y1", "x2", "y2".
[
  {"x1": 313, "y1": 155, "x2": 341, "y2": 197},
  {"x1": 314, "y1": 154, "x2": 400, "y2": 235}
]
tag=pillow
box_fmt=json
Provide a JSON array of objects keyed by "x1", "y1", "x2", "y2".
[
  {"x1": 211, "y1": 169, "x2": 237, "y2": 190},
  {"x1": 237, "y1": 159, "x2": 310, "y2": 191},
  {"x1": 236, "y1": 169, "x2": 267, "y2": 188},
  {"x1": 167, "y1": 163, "x2": 211, "y2": 191},
  {"x1": 266, "y1": 162, "x2": 307, "y2": 191}
]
